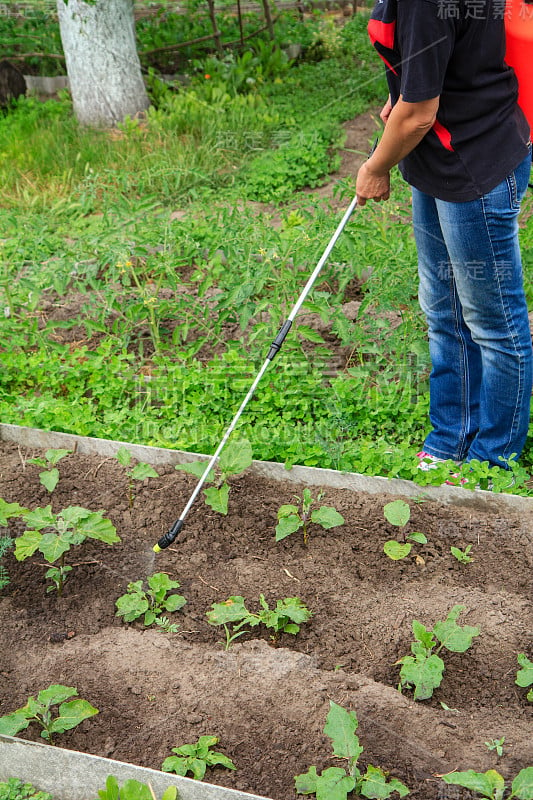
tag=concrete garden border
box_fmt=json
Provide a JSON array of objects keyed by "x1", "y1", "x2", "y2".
[
  {"x1": 1, "y1": 423, "x2": 532, "y2": 515},
  {"x1": 0, "y1": 734, "x2": 270, "y2": 800}
]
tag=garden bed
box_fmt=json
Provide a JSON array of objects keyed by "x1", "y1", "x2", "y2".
[{"x1": 0, "y1": 435, "x2": 532, "y2": 799}]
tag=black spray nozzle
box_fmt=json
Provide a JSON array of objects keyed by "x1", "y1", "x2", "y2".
[{"x1": 153, "y1": 519, "x2": 184, "y2": 552}]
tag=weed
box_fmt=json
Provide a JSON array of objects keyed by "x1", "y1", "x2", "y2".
[
  {"x1": 28, "y1": 449, "x2": 71, "y2": 494},
  {"x1": 516, "y1": 653, "x2": 533, "y2": 701},
  {"x1": 161, "y1": 735, "x2": 236, "y2": 780},
  {"x1": 397, "y1": 605, "x2": 480, "y2": 700},
  {"x1": 451, "y1": 544, "x2": 474, "y2": 564},
  {"x1": 0, "y1": 535, "x2": 12, "y2": 592},
  {"x1": 275, "y1": 488, "x2": 344, "y2": 544},
  {"x1": 382, "y1": 500, "x2": 427, "y2": 561},
  {"x1": 96, "y1": 776, "x2": 177, "y2": 800},
  {"x1": 484, "y1": 738, "x2": 505, "y2": 758},
  {"x1": 115, "y1": 572, "x2": 186, "y2": 628},
  {"x1": 295, "y1": 701, "x2": 409, "y2": 799},
  {"x1": 0, "y1": 684, "x2": 98, "y2": 744},
  {"x1": 441, "y1": 766, "x2": 533, "y2": 799},
  {"x1": 207, "y1": 594, "x2": 312, "y2": 648},
  {"x1": 175, "y1": 439, "x2": 253, "y2": 515},
  {"x1": 0, "y1": 778, "x2": 53, "y2": 800},
  {"x1": 14, "y1": 505, "x2": 120, "y2": 596},
  {"x1": 115, "y1": 447, "x2": 158, "y2": 508}
]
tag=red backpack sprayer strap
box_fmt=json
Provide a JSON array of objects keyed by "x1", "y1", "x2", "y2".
[{"x1": 505, "y1": 0, "x2": 533, "y2": 186}]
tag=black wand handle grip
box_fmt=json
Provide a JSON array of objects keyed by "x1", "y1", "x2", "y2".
[
  {"x1": 154, "y1": 519, "x2": 184, "y2": 551},
  {"x1": 267, "y1": 319, "x2": 293, "y2": 361}
]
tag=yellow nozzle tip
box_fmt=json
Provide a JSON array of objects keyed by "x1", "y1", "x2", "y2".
[{"x1": 153, "y1": 544, "x2": 161, "y2": 553}]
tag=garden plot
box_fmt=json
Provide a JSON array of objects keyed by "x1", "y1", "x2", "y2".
[{"x1": 0, "y1": 439, "x2": 532, "y2": 800}]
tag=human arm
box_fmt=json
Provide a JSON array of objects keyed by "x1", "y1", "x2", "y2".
[{"x1": 356, "y1": 94, "x2": 440, "y2": 206}]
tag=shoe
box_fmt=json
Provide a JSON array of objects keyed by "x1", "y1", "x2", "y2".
[{"x1": 416, "y1": 451, "x2": 448, "y2": 471}]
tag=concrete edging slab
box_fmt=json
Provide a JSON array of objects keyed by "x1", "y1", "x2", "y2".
[
  {"x1": 1, "y1": 423, "x2": 532, "y2": 515},
  {"x1": 0, "y1": 735, "x2": 271, "y2": 800}
]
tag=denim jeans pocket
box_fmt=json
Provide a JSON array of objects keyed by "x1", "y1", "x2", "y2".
[{"x1": 507, "y1": 171, "x2": 520, "y2": 211}]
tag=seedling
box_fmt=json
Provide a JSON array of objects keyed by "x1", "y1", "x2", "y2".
[
  {"x1": 0, "y1": 499, "x2": 27, "y2": 592},
  {"x1": 0, "y1": 778, "x2": 53, "y2": 800},
  {"x1": 14, "y1": 505, "x2": 120, "y2": 596},
  {"x1": 0, "y1": 536, "x2": 12, "y2": 591},
  {"x1": 383, "y1": 499, "x2": 427, "y2": 560},
  {"x1": 28, "y1": 449, "x2": 71, "y2": 494},
  {"x1": 442, "y1": 766, "x2": 533, "y2": 799},
  {"x1": 175, "y1": 438, "x2": 253, "y2": 515},
  {"x1": 115, "y1": 572, "x2": 186, "y2": 628},
  {"x1": 451, "y1": 544, "x2": 474, "y2": 564},
  {"x1": 485, "y1": 738, "x2": 505, "y2": 757},
  {"x1": 207, "y1": 594, "x2": 312, "y2": 649},
  {"x1": 516, "y1": 653, "x2": 533, "y2": 701},
  {"x1": 115, "y1": 447, "x2": 158, "y2": 508},
  {"x1": 295, "y1": 701, "x2": 409, "y2": 800},
  {"x1": 96, "y1": 776, "x2": 177, "y2": 800},
  {"x1": 0, "y1": 684, "x2": 98, "y2": 744},
  {"x1": 397, "y1": 604, "x2": 480, "y2": 700},
  {"x1": 275, "y1": 488, "x2": 344, "y2": 544},
  {"x1": 161, "y1": 735, "x2": 236, "y2": 780}
]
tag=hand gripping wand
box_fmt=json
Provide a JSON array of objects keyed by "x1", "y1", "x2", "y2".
[{"x1": 153, "y1": 193, "x2": 360, "y2": 552}]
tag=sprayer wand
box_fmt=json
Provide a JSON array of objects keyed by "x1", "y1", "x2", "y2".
[{"x1": 153, "y1": 192, "x2": 361, "y2": 552}]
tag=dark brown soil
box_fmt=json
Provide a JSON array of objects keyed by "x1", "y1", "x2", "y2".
[{"x1": 0, "y1": 440, "x2": 532, "y2": 800}]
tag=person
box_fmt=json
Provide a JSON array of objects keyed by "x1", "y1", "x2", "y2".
[{"x1": 356, "y1": 0, "x2": 532, "y2": 473}]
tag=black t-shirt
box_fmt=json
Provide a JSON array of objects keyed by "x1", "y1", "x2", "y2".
[{"x1": 369, "y1": 0, "x2": 531, "y2": 201}]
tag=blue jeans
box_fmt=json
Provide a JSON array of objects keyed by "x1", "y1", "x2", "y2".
[{"x1": 413, "y1": 150, "x2": 532, "y2": 467}]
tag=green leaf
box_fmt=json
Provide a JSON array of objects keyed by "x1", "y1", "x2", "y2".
[
  {"x1": 161, "y1": 755, "x2": 189, "y2": 776},
  {"x1": 383, "y1": 541, "x2": 411, "y2": 560},
  {"x1": 188, "y1": 758, "x2": 208, "y2": 780},
  {"x1": 218, "y1": 439, "x2": 253, "y2": 476},
  {"x1": 399, "y1": 653, "x2": 445, "y2": 700},
  {"x1": 39, "y1": 532, "x2": 71, "y2": 563},
  {"x1": 275, "y1": 514, "x2": 302, "y2": 541},
  {"x1": 315, "y1": 767, "x2": 356, "y2": 800},
  {"x1": 0, "y1": 710, "x2": 32, "y2": 736},
  {"x1": 360, "y1": 765, "x2": 410, "y2": 798},
  {"x1": 511, "y1": 767, "x2": 533, "y2": 799},
  {"x1": 383, "y1": 499, "x2": 410, "y2": 528},
  {"x1": 37, "y1": 684, "x2": 77, "y2": 707},
  {"x1": 112, "y1": 779, "x2": 153, "y2": 800},
  {"x1": 295, "y1": 766, "x2": 319, "y2": 795},
  {"x1": 206, "y1": 752, "x2": 236, "y2": 771},
  {"x1": 324, "y1": 701, "x2": 362, "y2": 761},
  {"x1": 407, "y1": 531, "x2": 427, "y2": 544},
  {"x1": 40, "y1": 468, "x2": 60, "y2": 493},
  {"x1": 147, "y1": 572, "x2": 180, "y2": 595},
  {"x1": 163, "y1": 593, "x2": 187, "y2": 613},
  {"x1": 277, "y1": 504, "x2": 299, "y2": 519},
  {"x1": 516, "y1": 654, "x2": 533, "y2": 688},
  {"x1": 311, "y1": 506, "x2": 344, "y2": 530},
  {"x1": 411, "y1": 620, "x2": 435, "y2": 650},
  {"x1": 23, "y1": 506, "x2": 55, "y2": 530},
  {"x1": 204, "y1": 483, "x2": 229, "y2": 514},
  {"x1": 207, "y1": 596, "x2": 249, "y2": 626},
  {"x1": 0, "y1": 499, "x2": 28, "y2": 526},
  {"x1": 433, "y1": 605, "x2": 480, "y2": 653},
  {"x1": 74, "y1": 511, "x2": 120, "y2": 544},
  {"x1": 130, "y1": 463, "x2": 158, "y2": 481},
  {"x1": 297, "y1": 325, "x2": 326, "y2": 344},
  {"x1": 115, "y1": 589, "x2": 148, "y2": 622},
  {"x1": 14, "y1": 529, "x2": 42, "y2": 561},
  {"x1": 175, "y1": 461, "x2": 215, "y2": 482},
  {"x1": 442, "y1": 769, "x2": 505, "y2": 799},
  {"x1": 161, "y1": 788, "x2": 178, "y2": 800},
  {"x1": 98, "y1": 775, "x2": 119, "y2": 800},
  {"x1": 44, "y1": 448, "x2": 71, "y2": 466},
  {"x1": 275, "y1": 597, "x2": 312, "y2": 625},
  {"x1": 48, "y1": 698, "x2": 99, "y2": 734},
  {"x1": 116, "y1": 447, "x2": 132, "y2": 467}
]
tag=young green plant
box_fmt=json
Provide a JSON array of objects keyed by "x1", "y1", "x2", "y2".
[
  {"x1": 175, "y1": 439, "x2": 253, "y2": 515},
  {"x1": 295, "y1": 701, "x2": 409, "y2": 800},
  {"x1": 0, "y1": 778, "x2": 53, "y2": 800},
  {"x1": 383, "y1": 499, "x2": 427, "y2": 560},
  {"x1": 451, "y1": 544, "x2": 474, "y2": 564},
  {"x1": 115, "y1": 447, "x2": 158, "y2": 508},
  {"x1": 96, "y1": 776, "x2": 177, "y2": 800},
  {"x1": 0, "y1": 684, "x2": 98, "y2": 744},
  {"x1": 14, "y1": 505, "x2": 120, "y2": 596},
  {"x1": 115, "y1": 572, "x2": 186, "y2": 628},
  {"x1": 275, "y1": 488, "x2": 344, "y2": 545},
  {"x1": 161, "y1": 735, "x2": 236, "y2": 780},
  {"x1": 0, "y1": 499, "x2": 28, "y2": 592},
  {"x1": 484, "y1": 738, "x2": 505, "y2": 758},
  {"x1": 442, "y1": 766, "x2": 533, "y2": 799},
  {"x1": 397, "y1": 604, "x2": 480, "y2": 700},
  {"x1": 28, "y1": 449, "x2": 71, "y2": 494},
  {"x1": 516, "y1": 653, "x2": 533, "y2": 701},
  {"x1": 207, "y1": 594, "x2": 312, "y2": 649}
]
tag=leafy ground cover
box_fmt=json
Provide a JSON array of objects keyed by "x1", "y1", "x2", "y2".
[{"x1": 0, "y1": 441, "x2": 531, "y2": 799}]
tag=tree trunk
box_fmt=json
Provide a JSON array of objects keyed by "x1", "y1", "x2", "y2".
[
  {"x1": 205, "y1": 0, "x2": 224, "y2": 56},
  {"x1": 261, "y1": 0, "x2": 275, "y2": 40},
  {"x1": 56, "y1": 0, "x2": 149, "y2": 127}
]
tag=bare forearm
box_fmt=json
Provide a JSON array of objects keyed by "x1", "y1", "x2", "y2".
[{"x1": 368, "y1": 96, "x2": 439, "y2": 174}]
